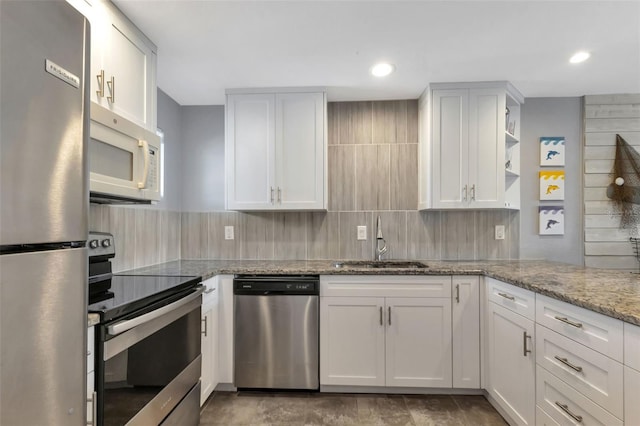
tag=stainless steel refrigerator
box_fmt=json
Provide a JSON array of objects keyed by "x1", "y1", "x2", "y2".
[{"x1": 0, "y1": 1, "x2": 90, "y2": 424}]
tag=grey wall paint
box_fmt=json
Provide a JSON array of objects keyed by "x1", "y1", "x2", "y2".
[
  {"x1": 181, "y1": 105, "x2": 225, "y2": 211},
  {"x1": 519, "y1": 97, "x2": 583, "y2": 265},
  {"x1": 156, "y1": 89, "x2": 183, "y2": 211}
]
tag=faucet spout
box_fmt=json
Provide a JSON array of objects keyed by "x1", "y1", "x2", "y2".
[{"x1": 375, "y1": 216, "x2": 387, "y2": 261}]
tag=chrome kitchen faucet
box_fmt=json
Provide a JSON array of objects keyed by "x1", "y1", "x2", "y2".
[{"x1": 375, "y1": 216, "x2": 388, "y2": 261}]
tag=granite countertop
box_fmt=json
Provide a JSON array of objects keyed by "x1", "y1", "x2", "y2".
[
  {"x1": 88, "y1": 313, "x2": 100, "y2": 327},
  {"x1": 121, "y1": 259, "x2": 640, "y2": 326}
]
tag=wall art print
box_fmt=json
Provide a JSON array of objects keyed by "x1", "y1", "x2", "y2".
[
  {"x1": 539, "y1": 170, "x2": 565, "y2": 200},
  {"x1": 539, "y1": 206, "x2": 564, "y2": 235},
  {"x1": 540, "y1": 137, "x2": 565, "y2": 166}
]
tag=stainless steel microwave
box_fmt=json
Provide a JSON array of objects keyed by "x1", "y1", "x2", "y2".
[{"x1": 89, "y1": 103, "x2": 161, "y2": 203}]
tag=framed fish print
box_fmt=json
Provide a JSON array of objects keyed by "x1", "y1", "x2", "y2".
[
  {"x1": 539, "y1": 206, "x2": 564, "y2": 235},
  {"x1": 540, "y1": 137, "x2": 565, "y2": 166},
  {"x1": 539, "y1": 170, "x2": 565, "y2": 200}
]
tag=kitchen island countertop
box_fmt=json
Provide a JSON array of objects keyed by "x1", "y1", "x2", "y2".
[{"x1": 120, "y1": 259, "x2": 640, "y2": 326}]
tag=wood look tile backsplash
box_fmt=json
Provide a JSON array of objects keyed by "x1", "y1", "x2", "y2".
[{"x1": 94, "y1": 99, "x2": 520, "y2": 267}]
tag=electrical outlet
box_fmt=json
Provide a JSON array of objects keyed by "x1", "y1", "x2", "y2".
[
  {"x1": 357, "y1": 226, "x2": 367, "y2": 240},
  {"x1": 495, "y1": 225, "x2": 505, "y2": 240},
  {"x1": 224, "y1": 226, "x2": 234, "y2": 240}
]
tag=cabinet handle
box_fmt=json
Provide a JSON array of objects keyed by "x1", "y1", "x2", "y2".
[
  {"x1": 96, "y1": 70, "x2": 105, "y2": 98},
  {"x1": 523, "y1": 331, "x2": 531, "y2": 356},
  {"x1": 462, "y1": 185, "x2": 468, "y2": 202},
  {"x1": 277, "y1": 187, "x2": 282, "y2": 203},
  {"x1": 388, "y1": 307, "x2": 391, "y2": 326},
  {"x1": 470, "y1": 184, "x2": 476, "y2": 201},
  {"x1": 137, "y1": 140, "x2": 150, "y2": 189},
  {"x1": 379, "y1": 306, "x2": 383, "y2": 326},
  {"x1": 498, "y1": 292, "x2": 515, "y2": 301},
  {"x1": 204, "y1": 288, "x2": 215, "y2": 294},
  {"x1": 555, "y1": 402, "x2": 583, "y2": 423},
  {"x1": 554, "y1": 316, "x2": 583, "y2": 328},
  {"x1": 455, "y1": 284, "x2": 460, "y2": 303},
  {"x1": 87, "y1": 391, "x2": 97, "y2": 425},
  {"x1": 201, "y1": 317, "x2": 208, "y2": 337},
  {"x1": 270, "y1": 187, "x2": 275, "y2": 203},
  {"x1": 554, "y1": 355, "x2": 583, "y2": 372},
  {"x1": 107, "y1": 75, "x2": 115, "y2": 103}
]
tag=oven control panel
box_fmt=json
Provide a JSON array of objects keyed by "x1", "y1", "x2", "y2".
[{"x1": 88, "y1": 232, "x2": 115, "y2": 258}]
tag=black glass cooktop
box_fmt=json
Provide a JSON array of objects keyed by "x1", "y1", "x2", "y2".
[{"x1": 88, "y1": 274, "x2": 202, "y2": 322}]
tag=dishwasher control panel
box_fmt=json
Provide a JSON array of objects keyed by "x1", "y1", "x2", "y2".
[{"x1": 233, "y1": 275, "x2": 319, "y2": 295}]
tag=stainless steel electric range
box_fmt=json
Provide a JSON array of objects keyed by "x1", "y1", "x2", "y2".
[{"x1": 88, "y1": 232, "x2": 203, "y2": 426}]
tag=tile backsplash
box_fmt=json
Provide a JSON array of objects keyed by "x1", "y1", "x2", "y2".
[{"x1": 92, "y1": 99, "x2": 520, "y2": 271}]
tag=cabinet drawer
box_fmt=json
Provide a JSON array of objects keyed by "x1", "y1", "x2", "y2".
[
  {"x1": 624, "y1": 322, "x2": 640, "y2": 370},
  {"x1": 486, "y1": 277, "x2": 535, "y2": 320},
  {"x1": 536, "y1": 367, "x2": 622, "y2": 426},
  {"x1": 320, "y1": 275, "x2": 451, "y2": 298},
  {"x1": 87, "y1": 326, "x2": 95, "y2": 374},
  {"x1": 536, "y1": 406, "x2": 561, "y2": 426},
  {"x1": 536, "y1": 294, "x2": 623, "y2": 362},
  {"x1": 535, "y1": 324, "x2": 623, "y2": 418}
]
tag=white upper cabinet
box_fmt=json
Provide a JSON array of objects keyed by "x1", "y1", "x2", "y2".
[
  {"x1": 67, "y1": 0, "x2": 157, "y2": 131},
  {"x1": 225, "y1": 88, "x2": 327, "y2": 211},
  {"x1": 419, "y1": 82, "x2": 523, "y2": 210}
]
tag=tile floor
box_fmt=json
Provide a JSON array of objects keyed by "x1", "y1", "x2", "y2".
[{"x1": 200, "y1": 391, "x2": 508, "y2": 426}]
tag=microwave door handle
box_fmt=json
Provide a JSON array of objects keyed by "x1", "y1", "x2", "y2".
[
  {"x1": 107, "y1": 286, "x2": 204, "y2": 336},
  {"x1": 137, "y1": 139, "x2": 150, "y2": 189}
]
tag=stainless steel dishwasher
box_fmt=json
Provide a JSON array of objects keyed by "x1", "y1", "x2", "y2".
[{"x1": 234, "y1": 275, "x2": 319, "y2": 390}]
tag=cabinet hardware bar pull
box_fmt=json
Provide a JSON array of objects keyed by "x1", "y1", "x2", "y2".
[
  {"x1": 388, "y1": 307, "x2": 391, "y2": 326},
  {"x1": 523, "y1": 332, "x2": 531, "y2": 356},
  {"x1": 555, "y1": 402, "x2": 583, "y2": 423},
  {"x1": 470, "y1": 184, "x2": 476, "y2": 201},
  {"x1": 204, "y1": 288, "x2": 215, "y2": 294},
  {"x1": 379, "y1": 306, "x2": 383, "y2": 326},
  {"x1": 96, "y1": 70, "x2": 105, "y2": 98},
  {"x1": 87, "y1": 391, "x2": 97, "y2": 425},
  {"x1": 107, "y1": 75, "x2": 115, "y2": 102},
  {"x1": 455, "y1": 284, "x2": 460, "y2": 303},
  {"x1": 554, "y1": 356, "x2": 583, "y2": 372},
  {"x1": 270, "y1": 187, "x2": 274, "y2": 203},
  {"x1": 554, "y1": 316, "x2": 583, "y2": 328},
  {"x1": 277, "y1": 187, "x2": 282, "y2": 203},
  {"x1": 498, "y1": 292, "x2": 515, "y2": 301},
  {"x1": 201, "y1": 317, "x2": 208, "y2": 337},
  {"x1": 463, "y1": 185, "x2": 468, "y2": 202}
]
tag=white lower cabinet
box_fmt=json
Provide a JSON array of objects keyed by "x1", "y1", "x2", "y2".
[
  {"x1": 200, "y1": 277, "x2": 219, "y2": 405},
  {"x1": 216, "y1": 275, "x2": 235, "y2": 387},
  {"x1": 452, "y1": 276, "x2": 480, "y2": 388},
  {"x1": 87, "y1": 325, "x2": 95, "y2": 425},
  {"x1": 486, "y1": 301, "x2": 536, "y2": 425},
  {"x1": 537, "y1": 406, "x2": 561, "y2": 426},
  {"x1": 624, "y1": 366, "x2": 640, "y2": 425},
  {"x1": 319, "y1": 275, "x2": 453, "y2": 389}
]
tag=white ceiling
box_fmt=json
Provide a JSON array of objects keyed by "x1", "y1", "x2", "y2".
[{"x1": 113, "y1": 0, "x2": 640, "y2": 106}]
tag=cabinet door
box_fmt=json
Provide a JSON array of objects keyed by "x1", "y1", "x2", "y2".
[
  {"x1": 452, "y1": 276, "x2": 480, "y2": 388},
  {"x1": 275, "y1": 92, "x2": 325, "y2": 209},
  {"x1": 320, "y1": 297, "x2": 386, "y2": 386},
  {"x1": 216, "y1": 275, "x2": 234, "y2": 385},
  {"x1": 487, "y1": 302, "x2": 535, "y2": 425},
  {"x1": 468, "y1": 88, "x2": 505, "y2": 208},
  {"x1": 385, "y1": 297, "x2": 452, "y2": 388},
  {"x1": 200, "y1": 302, "x2": 214, "y2": 405},
  {"x1": 626, "y1": 366, "x2": 640, "y2": 426},
  {"x1": 226, "y1": 94, "x2": 276, "y2": 210},
  {"x1": 432, "y1": 89, "x2": 468, "y2": 208}
]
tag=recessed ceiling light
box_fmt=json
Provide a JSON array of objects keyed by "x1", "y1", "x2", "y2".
[
  {"x1": 569, "y1": 51, "x2": 591, "y2": 64},
  {"x1": 371, "y1": 63, "x2": 395, "y2": 77}
]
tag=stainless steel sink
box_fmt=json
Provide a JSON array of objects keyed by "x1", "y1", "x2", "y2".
[{"x1": 333, "y1": 260, "x2": 428, "y2": 269}]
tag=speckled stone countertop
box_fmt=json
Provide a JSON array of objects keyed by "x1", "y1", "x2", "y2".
[
  {"x1": 121, "y1": 259, "x2": 640, "y2": 326},
  {"x1": 88, "y1": 313, "x2": 100, "y2": 327}
]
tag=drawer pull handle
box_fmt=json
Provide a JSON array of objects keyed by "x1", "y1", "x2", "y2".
[
  {"x1": 554, "y1": 316, "x2": 583, "y2": 328},
  {"x1": 455, "y1": 284, "x2": 460, "y2": 303},
  {"x1": 498, "y1": 292, "x2": 515, "y2": 301},
  {"x1": 388, "y1": 306, "x2": 391, "y2": 326},
  {"x1": 204, "y1": 288, "x2": 215, "y2": 294},
  {"x1": 380, "y1": 306, "x2": 383, "y2": 326},
  {"x1": 523, "y1": 332, "x2": 532, "y2": 356},
  {"x1": 201, "y1": 317, "x2": 208, "y2": 337},
  {"x1": 555, "y1": 401, "x2": 583, "y2": 423},
  {"x1": 554, "y1": 356, "x2": 583, "y2": 372}
]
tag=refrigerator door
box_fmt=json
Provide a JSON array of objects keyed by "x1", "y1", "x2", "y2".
[
  {"x1": 0, "y1": 0, "x2": 89, "y2": 246},
  {"x1": 0, "y1": 248, "x2": 88, "y2": 425}
]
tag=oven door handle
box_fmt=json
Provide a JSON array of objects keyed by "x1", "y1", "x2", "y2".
[{"x1": 107, "y1": 286, "x2": 204, "y2": 336}]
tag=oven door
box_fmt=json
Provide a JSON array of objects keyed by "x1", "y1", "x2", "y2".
[
  {"x1": 97, "y1": 287, "x2": 203, "y2": 426},
  {"x1": 89, "y1": 103, "x2": 161, "y2": 203}
]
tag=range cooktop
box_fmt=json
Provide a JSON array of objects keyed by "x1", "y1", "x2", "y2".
[{"x1": 88, "y1": 274, "x2": 202, "y2": 322}]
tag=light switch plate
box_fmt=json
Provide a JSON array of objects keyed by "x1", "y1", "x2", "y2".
[
  {"x1": 224, "y1": 226, "x2": 234, "y2": 240},
  {"x1": 357, "y1": 226, "x2": 367, "y2": 240},
  {"x1": 495, "y1": 225, "x2": 505, "y2": 240}
]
